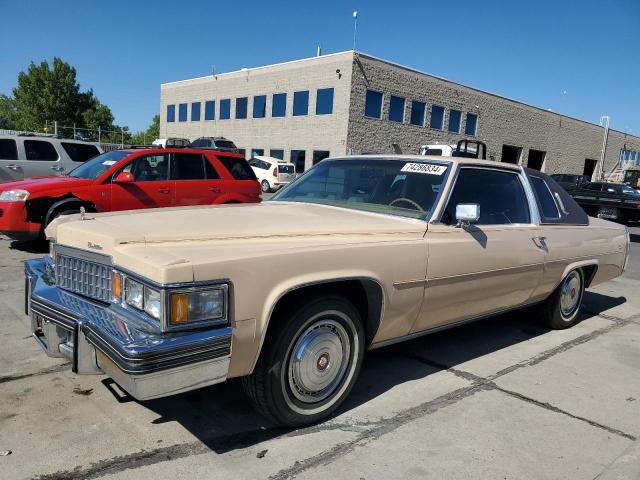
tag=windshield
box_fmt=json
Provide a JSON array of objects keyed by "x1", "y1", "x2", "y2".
[
  {"x1": 68, "y1": 150, "x2": 130, "y2": 179},
  {"x1": 271, "y1": 158, "x2": 450, "y2": 219}
]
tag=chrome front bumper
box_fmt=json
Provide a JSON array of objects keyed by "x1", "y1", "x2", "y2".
[{"x1": 25, "y1": 257, "x2": 232, "y2": 401}]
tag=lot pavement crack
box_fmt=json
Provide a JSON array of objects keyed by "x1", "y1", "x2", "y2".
[
  {"x1": 0, "y1": 362, "x2": 71, "y2": 384},
  {"x1": 493, "y1": 385, "x2": 637, "y2": 441},
  {"x1": 30, "y1": 441, "x2": 211, "y2": 480}
]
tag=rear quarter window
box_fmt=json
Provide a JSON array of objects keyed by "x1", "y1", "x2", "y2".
[
  {"x1": 61, "y1": 142, "x2": 100, "y2": 162},
  {"x1": 217, "y1": 156, "x2": 257, "y2": 180},
  {"x1": 530, "y1": 177, "x2": 560, "y2": 220}
]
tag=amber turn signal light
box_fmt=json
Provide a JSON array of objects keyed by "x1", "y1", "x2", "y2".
[
  {"x1": 112, "y1": 271, "x2": 122, "y2": 302},
  {"x1": 170, "y1": 293, "x2": 189, "y2": 324}
]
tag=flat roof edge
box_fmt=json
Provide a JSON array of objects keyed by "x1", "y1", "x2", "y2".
[{"x1": 161, "y1": 51, "x2": 354, "y2": 87}]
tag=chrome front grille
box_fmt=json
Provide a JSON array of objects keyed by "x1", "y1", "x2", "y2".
[{"x1": 55, "y1": 254, "x2": 112, "y2": 303}]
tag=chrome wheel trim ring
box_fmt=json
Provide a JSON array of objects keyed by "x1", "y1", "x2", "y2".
[
  {"x1": 560, "y1": 271, "x2": 582, "y2": 319},
  {"x1": 288, "y1": 318, "x2": 350, "y2": 404}
]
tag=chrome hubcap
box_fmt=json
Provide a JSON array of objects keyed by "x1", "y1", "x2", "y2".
[
  {"x1": 288, "y1": 319, "x2": 350, "y2": 403},
  {"x1": 560, "y1": 271, "x2": 581, "y2": 318}
]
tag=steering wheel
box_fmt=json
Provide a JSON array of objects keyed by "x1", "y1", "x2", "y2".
[{"x1": 389, "y1": 197, "x2": 425, "y2": 212}]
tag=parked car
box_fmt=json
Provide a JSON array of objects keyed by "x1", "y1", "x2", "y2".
[
  {"x1": 151, "y1": 138, "x2": 190, "y2": 148},
  {"x1": 570, "y1": 181, "x2": 640, "y2": 222},
  {"x1": 419, "y1": 143, "x2": 456, "y2": 156},
  {"x1": 26, "y1": 155, "x2": 629, "y2": 426},
  {"x1": 190, "y1": 136, "x2": 238, "y2": 153},
  {"x1": 0, "y1": 135, "x2": 102, "y2": 182},
  {"x1": 249, "y1": 155, "x2": 296, "y2": 192},
  {"x1": 550, "y1": 173, "x2": 590, "y2": 193},
  {"x1": 0, "y1": 148, "x2": 259, "y2": 240}
]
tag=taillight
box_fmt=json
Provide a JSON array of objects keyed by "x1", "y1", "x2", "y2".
[{"x1": 273, "y1": 167, "x2": 278, "y2": 177}]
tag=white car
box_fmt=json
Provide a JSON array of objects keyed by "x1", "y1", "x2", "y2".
[
  {"x1": 419, "y1": 143, "x2": 456, "y2": 156},
  {"x1": 249, "y1": 156, "x2": 296, "y2": 193},
  {"x1": 151, "y1": 138, "x2": 190, "y2": 148}
]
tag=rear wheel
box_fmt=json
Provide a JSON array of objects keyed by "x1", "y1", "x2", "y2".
[
  {"x1": 539, "y1": 269, "x2": 585, "y2": 329},
  {"x1": 261, "y1": 180, "x2": 271, "y2": 193},
  {"x1": 243, "y1": 296, "x2": 364, "y2": 427}
]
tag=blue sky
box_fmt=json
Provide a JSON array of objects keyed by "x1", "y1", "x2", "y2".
[{"x1": 1, "y1": 0, "x2": 638, "y2": 134}]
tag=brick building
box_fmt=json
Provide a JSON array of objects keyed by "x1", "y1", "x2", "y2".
[{"x1": 160, "y1": 51, "x2": 640, "y2": 176}]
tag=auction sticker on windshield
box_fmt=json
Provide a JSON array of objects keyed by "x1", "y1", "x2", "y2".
[
  {"x1": 401, "y1": 163, "x2": 447, "y2": 175},
  {"x1": 102, "y1": 160, "x2": 117, "y2": 166}
]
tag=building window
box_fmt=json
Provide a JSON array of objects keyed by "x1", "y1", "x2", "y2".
[
  {"x1": 313, "y1": 150, "x2": 330, "y2": 165},
  {"x1": 251, "y1": 148, "x2": 264, "y2": 158},
  {"x1": 270, "y1": 149, "x2": 284, "y2": 160},
  {"x1": 272, "y1": 93, "x2": 286, "y2": 117},
  {"x1": 293, "y1": 91, "x2": 309, "y2": 116},
  {"x1": 291, "y1": 149, "x2": 306, "y2": 173},
  {"x1": 448, "y1": 109, "x2": 462, "y2": 133},
  {"x1": 167, "y1": 104, "x2": 175, "y2": 122},
  {"x1": 191, "y1": 102, "x2": 201, "y2": 121},
  {"x1": 204, "y1": 100, "x2": 215, "y2": 120},
  {"x1": 465, "y1": 113, "x2": 478, "y2": 136},
  {"x1": 253, "y1": 95, "x2": 266, "y2": 118},
  {"x1": 364, "y1": 90, "x2": 383, "y2": 119},
  {"x1": 410, "y1": 101, "x2": 425, "y2": 126},
  {"x1": 316, "y1": 88, "x2": 334, "y2": 115},
  {"x1": 236, "y1": 97, "x2": 248, "y2": 119},
  {"x1": 389, "y1": 95, "x2": 405, "y2": 123},
  {"x1": 429, "y1": 105, "x2": 444, "y2": 130},
  {"x1": 220, "y1": 99, "x2": 231, "y2": 120},
  {"x1": 178, "y1": 103, "x2": 188, "y2": 122}
]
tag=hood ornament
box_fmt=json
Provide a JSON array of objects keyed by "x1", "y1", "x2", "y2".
[{"x1": 80, "y1": 207, "x2": 86, "y2": 221}]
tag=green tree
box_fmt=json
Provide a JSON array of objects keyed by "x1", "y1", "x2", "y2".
[
  {"x1": 0, "y1": 94, "x2": 17, "y2": 129},
  {"x1": 129, "y1": 115, "x2": 159, "y2": 145},
  {"x1": 10, "y1": 57, "x2": 117, "y2": 135}
]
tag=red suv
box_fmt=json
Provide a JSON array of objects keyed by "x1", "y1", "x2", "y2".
[{"x1": 0, "y1": 148, "x2": 260, "y2": 240}]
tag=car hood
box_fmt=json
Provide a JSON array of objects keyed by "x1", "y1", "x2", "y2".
[
  {"x1": 48, "y1": 202, "x2": 428, "y2": 283},
  {"x1": 0, "y1": 176, "x2": 93, "y2": 193}
]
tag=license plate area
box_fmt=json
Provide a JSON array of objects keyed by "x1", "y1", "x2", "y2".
[{"x1": 598, "y1": 208, "x2": 618, "y2": 219}]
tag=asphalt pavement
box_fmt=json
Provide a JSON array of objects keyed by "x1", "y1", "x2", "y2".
[{"x1": 0, "y1": 225, "x2": 639, "y2": 480}]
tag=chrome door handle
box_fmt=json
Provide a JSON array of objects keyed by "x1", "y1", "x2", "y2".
[
  {"x1": 6, "y1": 164, "x2": 20, "y2": 171},
  {"x1": 51, "y1": 166, "x2": 65, "y2": 172},
  {"x1": 532, "y1": 236, "x2": 547, "y2": 249}
]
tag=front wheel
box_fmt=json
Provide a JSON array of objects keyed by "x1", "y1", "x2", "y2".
[
  {"x1": 242, "y1": 296, "x2": 364, "y2": 427},
  {"x1": 539, "y1": 269, "x2": 585, "y2": 329}
]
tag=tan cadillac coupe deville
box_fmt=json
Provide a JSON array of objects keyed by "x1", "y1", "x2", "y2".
[{"x1": 25, "y1": 155, "x2": 630, "y2": 426}]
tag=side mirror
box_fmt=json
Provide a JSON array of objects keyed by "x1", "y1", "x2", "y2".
[
  {"x1": 114, "y1": 172, "x2": 134, "y2": 184},
  {"x1": 455, "y1": 203, "x2": 480, "y2": 228}
]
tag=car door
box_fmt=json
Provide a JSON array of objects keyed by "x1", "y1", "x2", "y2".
[
  {"x1": 0, "y1": 138, "x2": 22, "y2": 181},
  {"x1": 411, "y1": 166, "x2": 545, "y2": 332},
  {"x1": 172, "y1": 152, "x2": 223, "y2": 205},
  {"x1": 22, "y1": 139, "x2": 65, "y2": 178},
  {"x1": 109, "y1": 153, "x2": 174, "y2": 211}
]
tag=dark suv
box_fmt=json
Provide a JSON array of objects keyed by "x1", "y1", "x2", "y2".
[
  {"x1": 190, "y1": 137, "x2": 239, "y2": 153},
  {"x1": 550, "y1": 174, "x2": 590, "y2": 193}
]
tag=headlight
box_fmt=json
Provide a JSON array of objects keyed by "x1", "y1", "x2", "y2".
[
  {"x1": 170, "y1": 286, "x2": 227, "y2": 326},
  {"x1": 124, "y1": 276, "x2": 162, "y2": 320},
  {"x1": 144, "y1": 286, "x2": 162, "y2": 320},
  {"x1": 0, "y1": 189, "x2": 30, "y2": 202},
  {"x1": 125, "y1": 277, "x2": 144, "y2": 310}
]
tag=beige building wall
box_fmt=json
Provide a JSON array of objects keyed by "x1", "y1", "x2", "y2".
[{"x1": 160, "y1": 52, "x2": 354, "y2": 170}]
